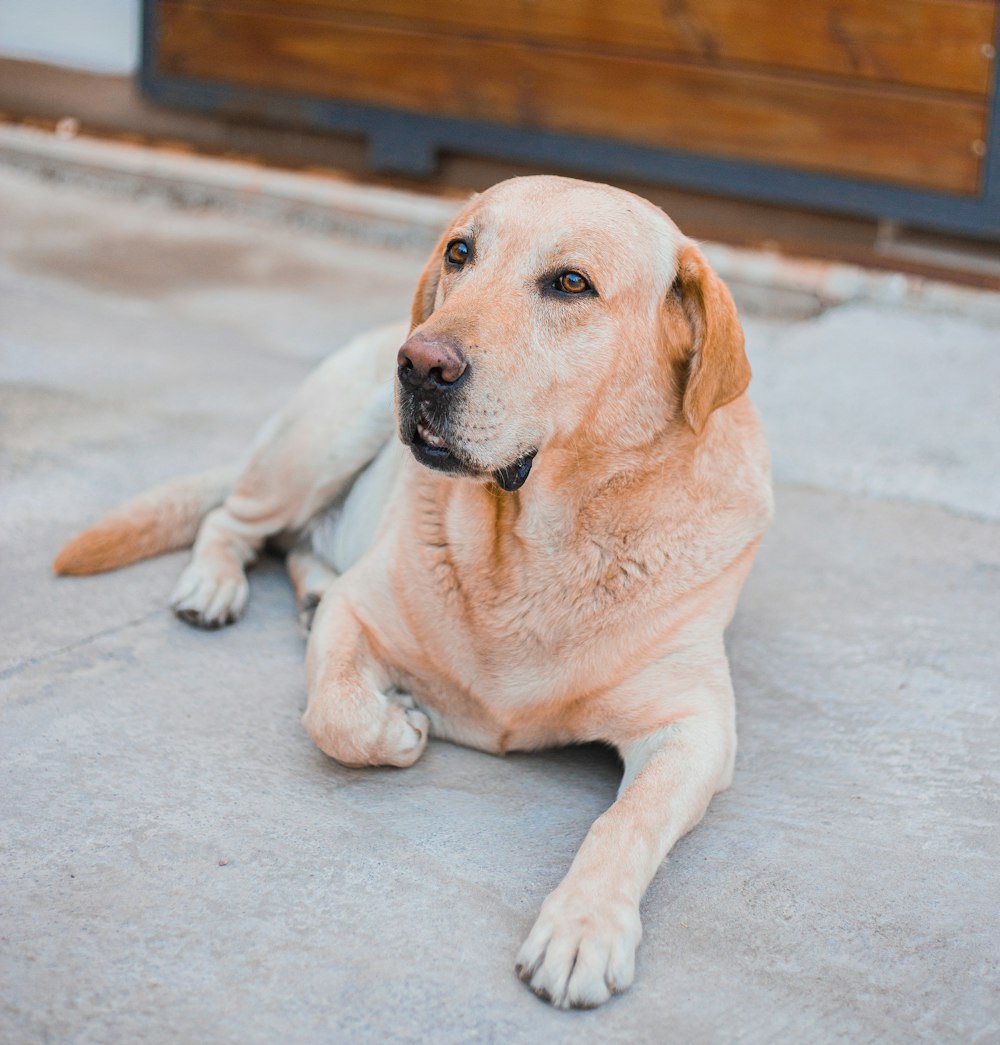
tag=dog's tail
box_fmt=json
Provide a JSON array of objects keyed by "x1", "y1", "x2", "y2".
[{"x1": 52, "y1": 465, "x2": 237, "y2": 576}]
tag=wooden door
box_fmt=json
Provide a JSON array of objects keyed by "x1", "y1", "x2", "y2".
[{"x1": 142, "y1": 0, "x2": 1000, "y2": 236}]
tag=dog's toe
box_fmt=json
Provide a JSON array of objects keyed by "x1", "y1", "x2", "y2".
[
  {"x1": 297, "y1": 592, "x2": 322, "y2": 633},
  {"x1": 381, "y1": 706, "x2": 429, "y2": 767},
  {"x1": 170, "y1": 564, "x2": 249, "y2": 629},
  {"x1": 516, "y1": 890, "x2": 640, "y2": 1009}
]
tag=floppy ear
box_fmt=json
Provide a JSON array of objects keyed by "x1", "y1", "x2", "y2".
[
  {"x1": 668, "y1": 243, "x2": 751, "y2": 434},
  {"x1": 409, "y1": 237, "x2": 445, "y2": 331}
]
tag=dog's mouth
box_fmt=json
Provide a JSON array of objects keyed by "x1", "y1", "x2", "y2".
[
  {"x1": 415, "y1": 413, "x2": 449, "y2": 455},
  {"x1": 410, "y1": 409, "x2": 462, "y2": 469},
  {"x1": 406, "y1": 409, "x2": 536, "y2": 491},
  {"x1": 406, "y1": 408, "x2": 469, "y2": 479}
]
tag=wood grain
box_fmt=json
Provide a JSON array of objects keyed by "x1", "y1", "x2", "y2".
[
  {"x1": 155, "y1": 2, "x2": 987, "y2": 194},
  {"x1": 282, "y1": 0, "x2": 997, "y2": 95}
]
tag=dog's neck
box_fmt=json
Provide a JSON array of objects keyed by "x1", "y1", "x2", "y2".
[{"x1": 442, "y1": 415, "x2": 700, "y2": 554}]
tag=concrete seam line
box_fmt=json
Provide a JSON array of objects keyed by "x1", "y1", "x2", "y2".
[{"x1": 1, "y1": 123, "x2": 999, "y2": 322}]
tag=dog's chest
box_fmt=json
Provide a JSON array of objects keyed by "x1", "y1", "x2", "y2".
[
  {"x1": 387, "y1": 506, "x2": 685, "y2": 748},
  {"x1": 426, "y1": 496, "x2": 665, "y2": 643},
  {"x1": 378, "y1": 466, "x2": 770, "y2": 750}
]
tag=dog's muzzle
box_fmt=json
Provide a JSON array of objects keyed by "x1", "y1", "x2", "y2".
[{"x1": 396, "y1": 333, "x2": 536, "y2": 491}]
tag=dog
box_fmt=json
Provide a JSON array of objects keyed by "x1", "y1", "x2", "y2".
[{"x1": 54, "y1": 175, "x2": 772, "y2": 1009}]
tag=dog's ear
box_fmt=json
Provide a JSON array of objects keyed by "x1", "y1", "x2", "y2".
[
  {"x1": 665, "y1": 243, "x2": 750, "y2": 434},
  {"x1": 409, "y1": 238, "x2": 445, "y2": 331}
]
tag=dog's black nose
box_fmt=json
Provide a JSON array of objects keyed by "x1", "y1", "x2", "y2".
[{"x1": 397, "y1": 334, "x2": 468, "y2": 393}]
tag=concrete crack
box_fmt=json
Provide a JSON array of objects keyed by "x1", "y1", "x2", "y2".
[{"x1": 0, "y1": 607, "x2": 164, "y2": 683}]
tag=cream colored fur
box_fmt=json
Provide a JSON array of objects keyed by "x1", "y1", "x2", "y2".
[{"x1": 55, "y1": 176, "x2": 772, "y2": 1009}]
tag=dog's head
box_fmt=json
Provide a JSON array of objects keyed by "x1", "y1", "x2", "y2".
[{"x1": 396, "y1": 176, "x2": 749, "y2": 491}]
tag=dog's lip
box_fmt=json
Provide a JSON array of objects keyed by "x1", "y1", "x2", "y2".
[
  {"x1": 415, "y1": 414, "x2": 449, "y2": 453},
  {"x1": 492, "y1": 450, "x2": 536, "y2": 492},
  {"x1": 404, "y1": 408, "x2": 536, "y2": 488},
  {"x1": 409, "y1": 409, "x2": 454, "y2": 464},
  {"x1": 406, "y1": 408, "x2": 468, "y2": 473}
]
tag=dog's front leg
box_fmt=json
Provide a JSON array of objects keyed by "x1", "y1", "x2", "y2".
[
  {"x1": 302, "y1": 590, "x2": 428, "y2": 769},
  {"x1": 516, "y1": 674, "x2": 735, "y2": 1009}
]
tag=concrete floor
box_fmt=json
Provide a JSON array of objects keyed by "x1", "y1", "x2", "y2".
[{"x1": 1, "y1": 164, "x2": 998, "y2": 1044}]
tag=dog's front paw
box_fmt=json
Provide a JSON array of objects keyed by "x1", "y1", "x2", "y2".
[
  {"x1": 170, "y1": 562, "x2": 249, "y2": 629},
  {"x1": 515, "y1": 888, "x2": 642, "y2": 1009},
  {"x1": 303, "y1": 697, "x2": 429, "y2": 769},
  {"x1": 381, "y1": 705, "x2": 430, "y2": 768}
]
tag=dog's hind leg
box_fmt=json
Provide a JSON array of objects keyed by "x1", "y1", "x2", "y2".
[
  {"x1": 286, "y1": 545, "x2": 339, "y2": 632},
  {"x1": 170, "y1": 321, "x2": 404, "y2": 629},
  {"x1": 170, "y1": 394, "x2": 391, "y2": 629},
  {"x1": 169, "y1": 506, "x2": 258, "y2": 628}
]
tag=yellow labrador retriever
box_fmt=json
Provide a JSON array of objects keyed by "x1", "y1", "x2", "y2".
[{"x1": 55, "y1": 176, "x2": 772, "y2": 1009}]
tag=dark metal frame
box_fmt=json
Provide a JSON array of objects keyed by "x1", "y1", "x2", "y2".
[{"x1": 139, "y1": 0, "x2": 1000, "y2": 240}]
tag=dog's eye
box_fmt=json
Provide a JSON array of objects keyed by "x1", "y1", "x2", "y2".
[
  {"x1": 555, "y1": 271, "x2": 590, "y2": 294},
  {"x1": 445, "y1": 239, "x2": 469, "y2": 267}
]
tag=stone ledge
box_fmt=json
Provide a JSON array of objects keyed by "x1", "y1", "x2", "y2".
[{"x1": 3, "y1": 122, "x2": 999, "y2": 323}]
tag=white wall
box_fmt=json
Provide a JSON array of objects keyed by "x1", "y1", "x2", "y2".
[{"x1": 0, "y1": 0, "x2": 140, "y2": 74}]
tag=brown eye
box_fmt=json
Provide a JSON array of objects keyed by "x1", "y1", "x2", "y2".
[
  {"x1": 445, "y1": 239, "x2": 469, "y2": 266},
  {"x1": 556, "y1": 271, "x2": 590, "y2": 294}
]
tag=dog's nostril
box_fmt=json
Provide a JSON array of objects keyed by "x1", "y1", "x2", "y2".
[{"x1": 433, "y1": 358, "x2": 469, "y2": 386}]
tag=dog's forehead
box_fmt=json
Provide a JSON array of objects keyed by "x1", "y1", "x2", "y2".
[{"x1": 456, "y1": 178, "x2": 682, "y2": 287}]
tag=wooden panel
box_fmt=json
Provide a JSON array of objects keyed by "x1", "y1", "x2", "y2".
[
  {"x1": 156, "y1": 2, "x2": 987, "y2": 194},
  {"x1": 289, "y1": 0, "x2": 997, "y2": 95}
]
